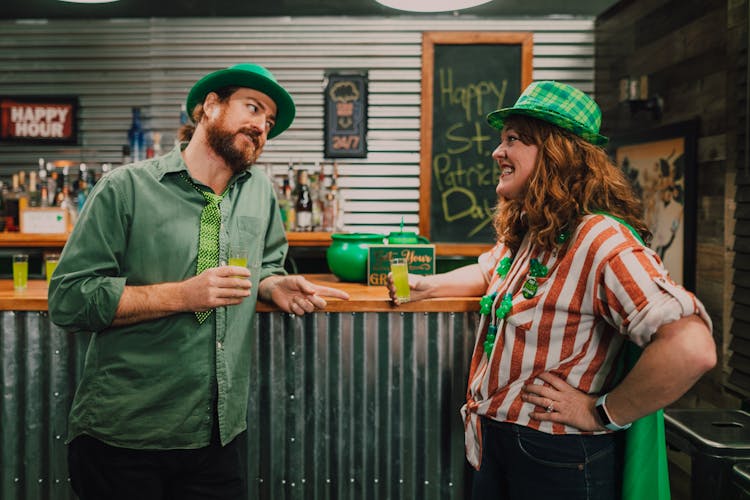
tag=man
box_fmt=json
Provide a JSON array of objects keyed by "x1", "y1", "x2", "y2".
[{"x1": 48, "y1": 63, "x2": 349, "y2": 499}]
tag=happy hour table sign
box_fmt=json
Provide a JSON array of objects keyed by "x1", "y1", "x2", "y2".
[{"x1": 367, "y1": 244, "x2": 435, "y2": 286}]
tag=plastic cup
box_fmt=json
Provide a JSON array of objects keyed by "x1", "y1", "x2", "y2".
[
  {"x1": 390, "y1": 257, "x2": 410, "y2": 304},
  {"x1": 12, "y1": 254, "x2": 29, "y2": 292},
  {"x1": 45, "y1": 253, "x2": 60, "y2": 284},
  {"x1": 229, "y1": 245, "x2": 249, "y2": 277}
]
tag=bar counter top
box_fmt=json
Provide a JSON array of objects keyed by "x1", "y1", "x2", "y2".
[{"x1": 0, "y1": 274, "x2": 481, "y2": 313}]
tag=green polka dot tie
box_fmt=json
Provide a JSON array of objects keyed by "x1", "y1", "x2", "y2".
[{"x1": 183, "y1": 173, "x2": 225, "y2": 323}]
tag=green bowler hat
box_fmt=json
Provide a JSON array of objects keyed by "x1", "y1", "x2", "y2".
[
  {"x1": 186, "y1": 63, "x2": 296, "y2": 139},
  {"x1": 487, "y1": 81, "x2": 608, "y2": 146}
]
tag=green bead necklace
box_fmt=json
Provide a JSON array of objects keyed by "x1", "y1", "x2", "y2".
[{"x1": 479, "y1": 232, "x2": 569, "y2": 356}]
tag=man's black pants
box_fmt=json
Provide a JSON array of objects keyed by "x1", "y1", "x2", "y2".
[{"x1": 68, "y1": 432, "x2": 246, "y2": 500}]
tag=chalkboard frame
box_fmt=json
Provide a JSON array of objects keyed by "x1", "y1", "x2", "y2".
[{"x1": 419, "y1": 32, "x2": 533, "y2": 256}]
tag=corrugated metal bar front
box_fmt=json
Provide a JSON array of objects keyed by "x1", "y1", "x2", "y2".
[
  {"x1": 0, "y1": 311, "x2": 88, "y2": 500},
  {"x1": 1, "y1": 309, "x2": 478, "y2": 500}
]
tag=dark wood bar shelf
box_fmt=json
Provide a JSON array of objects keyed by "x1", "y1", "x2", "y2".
[{"x1": 0, "y1": 232, "x2": 334, "y2": 249}]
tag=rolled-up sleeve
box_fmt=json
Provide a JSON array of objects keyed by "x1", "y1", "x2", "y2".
[
  {"x1": 48, "y1": 174, "x2": 130, "y2": 332},
  {"x1": 596, "y1": 245, "x2": 712, "y2": 347},
  {"x1": 478, "y1": 242, "x2": 509, "y2": 284},
  {"x1": 257, "y1": 183, "x2": 288, "y2": 282}
]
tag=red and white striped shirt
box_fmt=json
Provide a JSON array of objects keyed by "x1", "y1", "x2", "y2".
[{"x1": 461, "y1": 214, "x2": 711, "y2": 469}]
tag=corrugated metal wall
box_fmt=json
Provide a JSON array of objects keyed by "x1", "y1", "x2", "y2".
[
  {"x1": 1, "y1": 310, "x2": 478, "y2": 500},
  {"x1": 0, "y1": 16, "x2": 595, "y2": 235}
]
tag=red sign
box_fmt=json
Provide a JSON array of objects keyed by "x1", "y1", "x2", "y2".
[{"x1": 0, "y1": 96, "x2": 78, "y2": 144}]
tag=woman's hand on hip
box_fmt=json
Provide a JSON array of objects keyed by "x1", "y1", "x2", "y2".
[{"x1": 522, "y1": 372, "x2": 603, "y2": 431}]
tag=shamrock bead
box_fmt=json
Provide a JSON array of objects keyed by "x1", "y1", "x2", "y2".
[
  {"x1": 529, "y1": 258, "x2": 548, "y2": 278},
  {"x1": 479, "y1": 292, "x2": 499, "y2": 315},
  {"x1": 484, "y1": 340, "x2": 493, "y2": 356},
  {"x1": 496, "y1": 257, "x2": 513, "y2": 278},
  {"x1": 556, "y1": 231, "x2": 570, "y2": 244},
  {"x1": 495, "y1": 293, "x2": 513, "y2": 318},
  {"x1": 479, "y1": 295, "x2": 494, "y2": 315}
]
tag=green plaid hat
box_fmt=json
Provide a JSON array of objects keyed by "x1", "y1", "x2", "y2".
[{"x1": 487, "y1": 81, "x2": 608, "y2": 146}]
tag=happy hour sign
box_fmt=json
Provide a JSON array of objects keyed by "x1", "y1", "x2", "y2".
[{"x1": 0, "y1": 96, "x2": 78, "y2": 144}]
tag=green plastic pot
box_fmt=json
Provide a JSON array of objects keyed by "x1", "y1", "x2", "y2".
[
  {"x1": 326, "y1": 233, "x2": 385, "y2": 282},
  {"x1": 387, "y1": 231, "x2": 430, "y2": 245}
]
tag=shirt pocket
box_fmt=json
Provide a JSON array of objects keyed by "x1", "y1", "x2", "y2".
[{"x1": 234, "y1": 216, "x2": 264, "y2": 271}]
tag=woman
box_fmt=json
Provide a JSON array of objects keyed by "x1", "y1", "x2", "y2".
[{"x1": 388, "y1": 81, "x2": 715, "y2": 499}]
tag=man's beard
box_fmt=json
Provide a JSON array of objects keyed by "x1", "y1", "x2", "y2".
[{"x1": 206, "y1": 121, "x2": 263, "y2": 174}]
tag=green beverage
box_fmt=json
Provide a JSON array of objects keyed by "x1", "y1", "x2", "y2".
[
  {"x1": 391, "y1": 258, "x2": 410, "y2": 304},
  {"x1": 228, "y1": 257, "x2": 248, "y2": 268},
  {"x1": 229, "y1": 245, "x2": 249, "y2": 278},
  {"x1": 46, "y1": 255, "x2": 60, "y2": 284},
  {"x1": 13, "y1": 254, "x2": 29, "y2": 291}
]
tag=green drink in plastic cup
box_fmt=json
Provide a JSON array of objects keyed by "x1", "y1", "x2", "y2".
[
  {"x1": 13, "y1": 254, "x2": 28, "y2": 291},
  {"x1": 391, "y1": 257, "x2": 410, "y2": 304},
  {"x1": 46, "y1": 253, "x2": 60, "y2": 284}
]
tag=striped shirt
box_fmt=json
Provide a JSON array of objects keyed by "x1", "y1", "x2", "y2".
[{"x1": 461, "y1": 214, "x2": 711, "y2": 469}]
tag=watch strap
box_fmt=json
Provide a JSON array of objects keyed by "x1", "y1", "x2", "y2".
[{"x1": 595, "y1": 393, "x2": 632, "y2": 431}]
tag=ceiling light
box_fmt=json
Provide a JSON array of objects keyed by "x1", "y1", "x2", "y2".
[
  {"x1": 374, "y1": 0, "x2": 492, "y2": 13},
  {"x1": 58, "y1": 0, "x2": 120, "y2": 3}
]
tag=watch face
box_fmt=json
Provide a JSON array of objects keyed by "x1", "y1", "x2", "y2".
[{"x1": 595, "y1": 401, "x2": 611, "y2": 426}]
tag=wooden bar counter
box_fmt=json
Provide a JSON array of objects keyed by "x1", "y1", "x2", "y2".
[
  {"x1": 0, "y1": 274, "x2": 481, "y2": 313},
  {"x1": 0, "y1": 274, "x2": 480, "y2": 500}
]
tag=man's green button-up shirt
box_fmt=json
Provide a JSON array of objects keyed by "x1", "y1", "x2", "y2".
[{"x1": 48, "y1": 145, "x2": 288, "y2": 449}]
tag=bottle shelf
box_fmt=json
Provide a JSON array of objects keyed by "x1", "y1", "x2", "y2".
[
  {"x1": 286, "y1": 231, "x2": 332, "y2": 247},
  {"x1": 0, "y1": 232, "x2": 334, "y2": 248},
  {"x1": 0, "y1": 233, "x2": 69, "y2": 248}
]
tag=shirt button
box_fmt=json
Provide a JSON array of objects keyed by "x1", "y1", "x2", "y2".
[{"x1": 217, "y1": 341, "x2": 223, "y2": 350}]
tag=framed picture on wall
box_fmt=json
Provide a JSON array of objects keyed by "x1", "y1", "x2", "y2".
[{"x1": 609, "y1": 119, "x2": 699, "y2": 291}]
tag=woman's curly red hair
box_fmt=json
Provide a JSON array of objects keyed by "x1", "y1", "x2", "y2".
[{"x1": 493, "y1": 115, "x2": 651, "y2": 254}]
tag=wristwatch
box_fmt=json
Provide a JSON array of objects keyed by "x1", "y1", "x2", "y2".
[{"x1": 595, "y1": 393, "x2": 632, "y2": 431}]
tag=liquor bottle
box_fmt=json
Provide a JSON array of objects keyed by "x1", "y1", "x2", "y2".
[
  {"x1": 76, "y1": 163, "x2": 89, "y2": 212},
  {"x1": 15, "y1": 170, "x2": 29, "y2": 216},
  {"x1": 2, "y1": 174, "x2": 21, "y2": 232},
  {"x1": 28, "y1": 169, "x2": 40, "y2": 207},
  {"x1": 121, "y1": 145, "x2": 132, "y2": 166},
  {"x1": 277, "y1": 176, "x2": 290, "y2": 229},
  {"x1": 45, "y1": 163, "x2": 56, "y2": 207},
  {"x1": 127, "y1": 107, "x2": 145, "y2": 163},
  {"x1": 58, "y1": 167, "x2": 78, "y2": 231},
  {"x1": 295, "y1": 170, "x2": 313, "y2": 232},
  {"x1": 311, "y1": 162, "x2": 323, "y2": 231},
  {"x1": 152, "y1": 132, "x2": 162, "y2": 158},
  {"x1": 0, "y1": 181, "x2": 9, "y2": 232},
  {"x1": 38, "y1": 163, "x2": 49, "y2": 208},
  {"x1": 324, "y1": 161, "x2": 344, "y2": 232},
  {"x1": 54, "y1": 168, "x2": 65, "y2": 207},
  {"x1": 284, "y1": 162, "x2": 296, "y2": 232}
]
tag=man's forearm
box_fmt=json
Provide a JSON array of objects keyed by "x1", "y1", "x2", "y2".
[{"x1": 111, "y1": 282, "x2": 187, "y2": 327}]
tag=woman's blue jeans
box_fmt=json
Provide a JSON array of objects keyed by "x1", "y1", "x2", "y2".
[{"x1": 472, "y1": 417, "x2": 624, "y2": 500}]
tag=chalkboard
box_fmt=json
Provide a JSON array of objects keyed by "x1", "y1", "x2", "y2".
[
  {"x1": 419, "y1": 32, "x2": 532, "y2": 255},
  {"x1": 324, "y1": 71, "x2": 368, "y2": 158}
]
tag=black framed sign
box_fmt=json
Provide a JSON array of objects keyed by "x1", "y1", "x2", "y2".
[
  {"x1": 324, "y1": 71, "x2": 368, "y2": 158},
  {"x1": 0, "y1": 96, "x2": 78, "y2": 144},
  {"x1": 609, "y1": 119, "x2": 699, "y2": 291}
]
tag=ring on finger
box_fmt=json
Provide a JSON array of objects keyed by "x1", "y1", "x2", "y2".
[{"x1": 545, "y1": 403, "x2": 554, "y2": 413}]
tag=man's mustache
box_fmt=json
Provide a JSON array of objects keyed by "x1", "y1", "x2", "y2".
[{"x1": 238, "y1": 128, "x2": 262, "y2": 150}]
